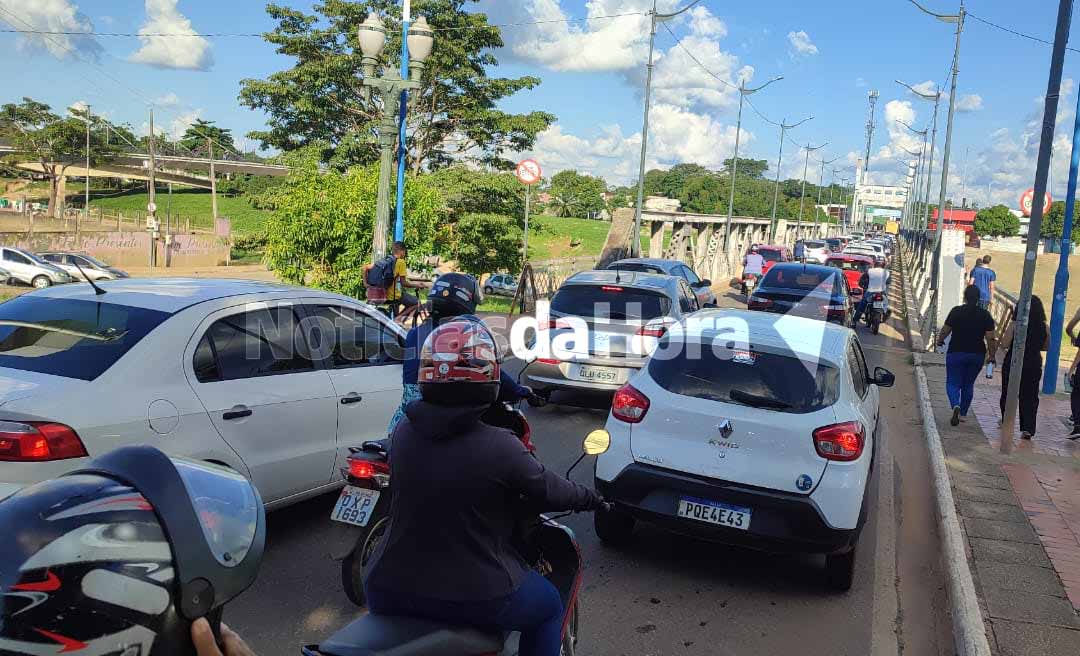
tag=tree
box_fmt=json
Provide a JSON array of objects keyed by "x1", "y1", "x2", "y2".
[
  {"x1": 239, "y1": 1, "x2": 555, "y2": 171},
  {"x1": 263, "y1": 149, "x2": 444, "y2": 298},
  {"x1": 0, "y1": 97, "x2": 117, "y2": 217},
  {"x1": 447, "y1": 213, "x2": 522, "y2": 276},
  {"x1": 178, "y1": 118, "x2": 235, "y2": 156},
  {"x1": 547, "y1": 170, "x2": 606, "y2": 218},
  {"x1": 722, "y1": 157, "x2": 769, "y2": 179},
  {"x1": 428, "y1": 166, "x2": 524, "y2": 221},
  {"x1": 1041, "y1": 200, "x2": 1080, "y2": 242},
  {"x1": 974, "y1": 204, "x2": 1020, "y2": 237}
]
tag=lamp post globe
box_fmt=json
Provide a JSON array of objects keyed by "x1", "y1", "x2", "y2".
[
  {"x1": 358, "y1": 14, "x2": 387, "y2": 59},
  {"x1": 408, "y1": 16, "x2": 434, "y2": 63}
]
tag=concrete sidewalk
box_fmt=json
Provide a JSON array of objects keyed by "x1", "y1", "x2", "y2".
[{"x1": 920, "y1": 355, "x2": 1080, "y2": 654}]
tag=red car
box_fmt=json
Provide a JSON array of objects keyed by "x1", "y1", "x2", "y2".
[
  {"x1": 824, "y1": 253, "x2": 875, "y2": 296},
  {"x1": 754, "y1": 245, "x2": 791, "y2": 275}
]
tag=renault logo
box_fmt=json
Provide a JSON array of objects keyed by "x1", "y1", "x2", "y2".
[{"x1": 716, "y1": 419, "x2": 734, "y2": 439}]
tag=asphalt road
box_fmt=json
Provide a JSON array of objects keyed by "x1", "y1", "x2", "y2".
[{"x1": 227, "y1": 272, "x2": 952, "y2": 656}]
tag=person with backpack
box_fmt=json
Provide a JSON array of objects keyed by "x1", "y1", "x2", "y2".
[{"x1": 365, "y1": 241, "x2": 424, "y2": 314}]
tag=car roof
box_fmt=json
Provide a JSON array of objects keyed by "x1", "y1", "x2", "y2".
[
  {"x1": 675, "y1": 308, "x2": 850, "y2": 366},
  {"x1": 757, "y1": 245, "x2": 784, "y2": 251},
  {"x1": 764, "y1": 262, "x2": 838, "y2": 276},
  {"x1": 24, "y1": 277, "x2": 332, "y2": 313},
  {"x1": 607, "y1": 258, "x2": 681, "y2": 273},
  {"x1": 564, "y1": 269, "x2": 677, "y2": 292},
  {"x1": 826, "y1": 253, "x2": 874, "y2": 263}
]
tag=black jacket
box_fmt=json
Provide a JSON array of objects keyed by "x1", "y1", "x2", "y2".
[{"x1": 363, "y1": 400, "x2": 602, "y2": 602}]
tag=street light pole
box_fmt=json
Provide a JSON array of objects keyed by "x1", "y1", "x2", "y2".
[
  {"x1": 631, "y1": 0, "x2": 704, "y2": 256},
  {"x1": 768, "y1": 116, "x2": 814, "y2": 241},
  {"x1": 84, "y1": 104, "x2": 90, "y2": 230},
  {"x1": 797, "y1": 142, "x2": 827, "y2": 239},
  {"x1": 724, "y1": 76, "x2": 783, "y2": 250},
  {"x1": 1002, "y1": 0, "x2": 1072, "y2": 453},
  {"x1": 816, "y1": 155, "x2": 841, "y2": 234},
  {"x1": 898, "y1": 80, "x2": 943, "y2": 233}
]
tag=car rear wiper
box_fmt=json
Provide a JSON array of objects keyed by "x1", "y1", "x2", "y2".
[
  {"x1": 729, "y1": 388, "x2": 792, "y2": 410},
  {"x1": 0, "y1": 321, "x2": 126, "y2": 342}
]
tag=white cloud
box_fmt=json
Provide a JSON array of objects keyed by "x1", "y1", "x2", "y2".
[
  {"x1": 68, "y1": 100, "x2": 89, "y2": 113},
  {"x1": 0, "y1": 0, "x2": 102, "y2": 60},
  {"x1": 140, "y1": 108, "x2": 202, "y2": 139},
  {"x1": 908, "y1": 80, "x2": 940, "y2": 97},
  {"x1": 786, "y1": 30, "x2": 818, "y2": 56},
  {"x1": 956, "y1": 94, "x2": 983, "y2": 112},
  {"x1": 129, "y1": 0, "x2": 213, "y2": 70},
  {"x1": 651, "y1": 34, "x2": 751, "y2": 112},
  {"x1": 155, "y1": 92, "x2": 180, "y2": 107},
  {"x1": 688, "y1": 6, "x2": 726, "y2": 38}
]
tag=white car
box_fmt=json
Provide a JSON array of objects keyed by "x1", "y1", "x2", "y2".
[
  {"x1": 40, "y1": 251, "x2": 129, "y2": 281},
  {"x1": 0, "y1": 279, "x2": 406, "y2": 509},
  {"x1": 803, "y1": 240, "x2": 830, "y2": 264},
  {"x1": 0, "y1": 247, "x2": 72, "y2": 288},
  {"x1": 483, "y1": 273, "x2": 519, "y2": 297},
  {"x1": 593, "y1": 309, "x2": 894, "y2": 590}
]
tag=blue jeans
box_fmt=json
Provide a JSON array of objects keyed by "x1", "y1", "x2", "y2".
[
  {"x1": 367, "y1": 571, "x2": 564, "y2": 656},
  {"x1": 946, "y1": 351, "x2": 984, "y2": 415}
]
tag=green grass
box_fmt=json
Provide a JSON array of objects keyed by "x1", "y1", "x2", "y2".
[
  {"x1": 89, "y1": 188, "x2": 271, "y2": 235},
  {"x1": 477, "y1": 296, "x2": 514, "y2": 313},
  {"x1": 528, "y1": 215, "x2": 611, "y2": 260}
]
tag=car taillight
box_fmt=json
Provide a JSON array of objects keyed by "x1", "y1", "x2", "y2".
[
  {"x1": 813, "y1": 422, "x2": 865, "y2": 461},
  {"x1": 347, "y1": 457, "x2": 390, "y2": 480},
  {"x1": 611, "y1": 384, "x2": 650, "y2": 423},
  {"x1": 636, "y1": 325, "x2": 667, "y2": 338},
  {"x1": 601, "y1": 286, "x2": 624, "y2": 292},
  {"x1": 748, "y1": 296, "x2": 772, "y2": 310},
  {"x1": 537, "y1": 357, "x2": 561, "y2": 365},
  {"x1": 0, "y1": 421, "x2": 87, "y2": 462},
  {"x1": 823, "y1": 303, "x2": 847, "y2": 321},
  {"x1": 873, "y1": 293, "x2": 884, "y2": 301}
]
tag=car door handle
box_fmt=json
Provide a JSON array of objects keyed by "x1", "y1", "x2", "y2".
[
  {"x1": 223, "y1": 406, "x2": 252, "y2": 421},
  {"x1": 340, "y1": 394, "x2": 363, "y2": 405}
]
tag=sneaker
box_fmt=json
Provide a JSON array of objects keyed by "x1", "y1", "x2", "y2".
[
  {"x1": 1021, "y1": 432, "x2": 1034, "y2": 441},
  {"x1": 1069, "y1": 425, "x2": 1080, "y2": 440},
  {"x1": 950, "y1": 406, "x2": 961, "y2": 427}
]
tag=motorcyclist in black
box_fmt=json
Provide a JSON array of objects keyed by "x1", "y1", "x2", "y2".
[
  {"x1": 387, "y1": 272, "x2": 530, "y2": 433},
  {"x1": 364, "y1": 319, "x2": 603, "y2": 656}
]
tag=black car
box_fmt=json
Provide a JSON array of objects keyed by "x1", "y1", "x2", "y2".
[{"x1": 747, "y1": 262, "x2": 854, "y2": 327}]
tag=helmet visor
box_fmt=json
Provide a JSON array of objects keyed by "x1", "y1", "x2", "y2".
[{"x1": 172, "y1": 458, "x2": 259, "y2": 568}]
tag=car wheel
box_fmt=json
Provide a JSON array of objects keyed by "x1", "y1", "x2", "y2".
[
  {"x1": 825, "y1": 546, "x2": 856, "y2": 592},
  {"x1": 484, "y1": 286, "x2": 494, "y2": 295},
  {"x1": 594, "y1": 506, "x2": 635, "y2": 545},
  {"x1": 31, "y1": 275, "x2": 51, "y2": 289},
  {"x1": 341, "y1": 512, "x2": 390, "y2": 607}
]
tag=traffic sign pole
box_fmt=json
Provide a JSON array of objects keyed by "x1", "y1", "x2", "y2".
[{"x1": 515, "y1": 159, "x2": 542, "y2": 265}]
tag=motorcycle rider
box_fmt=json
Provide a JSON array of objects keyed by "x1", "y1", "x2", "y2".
[
  {"x1": 853, "y1": 261, "x2": 890, "y2": 326},
  {"x1": 742, "y1": 245, "x2": 765, "y2": 291},
  {"x1": 364, "y1": 319, "x2": 605, "y2": 656},
  {"x1": 388, "y1": 272, "x2": 531, "y2": 433}
]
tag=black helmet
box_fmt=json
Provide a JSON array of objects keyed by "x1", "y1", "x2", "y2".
[
  {"x1": 428, "y1": 272, "x2": 480, "y2": 317},
  {"x1": 418, "y1": 319, "x2": 501, "y2": 406},
  {"x1": 0, "y1": 446, "x2": 264, "y2": 655}
]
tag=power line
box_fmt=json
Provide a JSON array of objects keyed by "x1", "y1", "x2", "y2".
[
  {"x1": 743, "y1": 95, "x2": 780, "y2": 127},
  {"x1": 0, "y1": 11, "x2": 647, "y2": 38},
  {"x1": 659, "y1": 22, "x2": 737, "y2": 90},
  {"x1": 967, "y1": 10, "x2": 1080, "y2": 54}
]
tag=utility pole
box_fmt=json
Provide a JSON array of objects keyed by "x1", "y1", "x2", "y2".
[
  {"x1": 852, "y1": 90, "x2": 879, "y2": 232},
  {"x1": 816, "y1": 155, "x2": 841, "y2": 233},
  {"x1": 631, "y1": 0, "x2": 704, "y2": 256},
  {"x1": 724, "y1": 75, "x2": 783, "y2": 250},
  {"x1": 797, "y1": 142, "x2": 827, "y2": 239},
  {"x1": 1002, "y1": 0, "x2": 1071, "y2": 453},
  {"x1": 768, "y1": 116, "x2": 814, "y2": 241},
  {"x1": 148, "y1": 108, "x2": 157, "y2": 268},
  {"x1": 208, "y1": 137, "x2": 218, "y2": 220},
  {"x1": 83, "y1": 103, "x2": 90, "y2": 235}
]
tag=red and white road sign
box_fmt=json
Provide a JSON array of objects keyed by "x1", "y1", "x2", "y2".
[
  {"x1": 515, "y1": 159, "x2": 542, "y2": 186},
  {"x1": 1020, "y1": 188, "x2": 1052, "y2": 217}
]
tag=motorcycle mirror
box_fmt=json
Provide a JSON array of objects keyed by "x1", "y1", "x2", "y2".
[{"x1": 583, "y1": 429, "x2": 611, "y2": 456}]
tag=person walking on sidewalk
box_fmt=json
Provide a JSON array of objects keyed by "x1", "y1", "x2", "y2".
[
  {"x1": 968, "y1": 255, "x2": 996, "y2": 310},
  {"x1": 997, "y1": 295, "x2": 1049, "y2": 440},
  {"x1": 937, "y1": 285, "x2": 997, "y2": 427},
  {"x1": 1068, "y1": 347, "x2": 1080, "y2": 440}
]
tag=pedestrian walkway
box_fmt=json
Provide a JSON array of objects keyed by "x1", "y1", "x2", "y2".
[{"x1": 920, "y1": 356, "x2": 1080, "y2": 654}]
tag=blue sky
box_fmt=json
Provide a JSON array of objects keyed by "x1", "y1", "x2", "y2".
[{"x1": 3, "y1": 0, "x2": 1080, "y2": 208}]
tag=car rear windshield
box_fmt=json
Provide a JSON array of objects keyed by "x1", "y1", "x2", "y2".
[
  {"x1": 608, "y1": 263, "x2": 665, "y2": 274},
  {"x1": 827, "y1": 259, "x2": 869, "y2": 273},
  {"x1": 648, "y1": 345, "x2": 839, "y2": 413},
  {"x1": 551, "y1": 284, "x2": 670, "y2": 320},
  {"x1": 805, "y1": 240, "x2": 826, "y2": 248},
  {"x1": 761, "y1": 268, "x2": 838, "y2": 294},
  {"x1": 0, "y1": 296, "x2": 170, "y2": 381},
  {"x1": 760, "y1": 249, "x2": 783, "y2": 262}
]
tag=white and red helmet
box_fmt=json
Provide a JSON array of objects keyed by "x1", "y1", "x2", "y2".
[{"x1": 418, "y1": 319, "x2": 501, "y2": 406}]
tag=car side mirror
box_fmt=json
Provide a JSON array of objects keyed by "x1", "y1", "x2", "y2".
[
  {"x1": 872, "y1": 366, "x2": 895, "y2": 388},
  {"x1": 696, "y1": 279, "x2": 712, "y2": 288}
]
